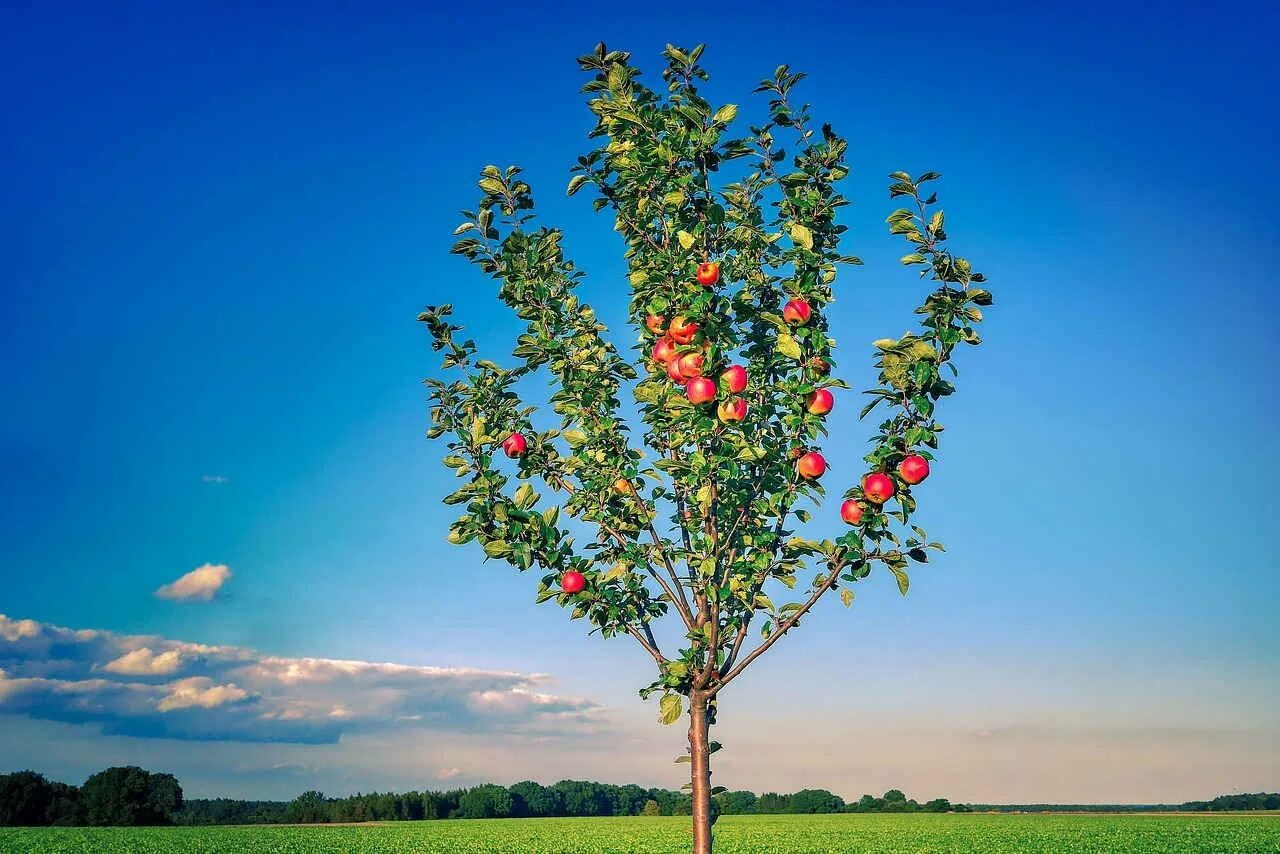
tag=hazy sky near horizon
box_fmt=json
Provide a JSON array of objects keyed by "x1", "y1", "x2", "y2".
[{"x1": 2, "y1": 1, "x2": 1277, "y2": 803}]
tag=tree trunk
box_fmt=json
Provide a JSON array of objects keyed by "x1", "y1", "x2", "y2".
[{"x1": 688, "y1": 690, "x2": 713, "y2": 854}]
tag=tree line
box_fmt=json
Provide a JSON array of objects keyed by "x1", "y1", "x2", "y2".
[{"x1": 3, "y1": 767, "x2": 1275, "y2": 826}]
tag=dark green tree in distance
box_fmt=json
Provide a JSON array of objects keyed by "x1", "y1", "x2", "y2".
[
  {"x1": 79, "y1": 766, "x2": 182, "y2": 827},
  {"x1": 422, "y1": 42, "x2": 993, "y2": 853}
]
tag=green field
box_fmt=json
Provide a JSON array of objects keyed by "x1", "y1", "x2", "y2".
[{"x1": 2, "y1": 813, "x2": 1277, "y2": 853}]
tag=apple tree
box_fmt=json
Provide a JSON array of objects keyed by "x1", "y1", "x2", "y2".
[{"x1": 420, "y1": 43, "x2": 992, "y2": 853}]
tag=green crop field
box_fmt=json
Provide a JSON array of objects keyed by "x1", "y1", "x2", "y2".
[{"x1": 1, "y1": 813, "x2": 1278, "y2": 853}]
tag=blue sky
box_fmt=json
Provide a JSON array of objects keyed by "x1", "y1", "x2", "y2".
[{"x1": 1, "y1": 1, "x2": 1277, "y2": 802}]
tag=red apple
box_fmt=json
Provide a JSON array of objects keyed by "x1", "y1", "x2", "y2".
[
  {"x1": 653, "y1": 337, "x2": 678, "y2": 364},
  {"x1": 666, "y1": 358, "x2": 687, "y2": 385},
  {"x1": 696, "y1": 262, "x2": 721, "y2": 287},
  {"x1": 898, "y1": 455, "x2": 930, "y2": 484},
  {"x1": 717, "y1": 397, "x2": 747, "y2": 422},
  {"x1": 796, "y1": 451, "x2": 826, "y2": 479},
  {"x1": 721, "y1": 364, "x2": 747, "y2": 394},
  {"x1": 501, "y1": 433, "x2": 527, "y2": 458},
  {"x1": 645, "y1": 314, "x2": 666, "y2": 335},
  {"x1": 806, "y1": 388, "x2": 834, "y2": 416},
  {"x1": 668, "y1": 316, "x2": 700, "y2": 345},
  {"x1": 560, "y1": 571, "x2": 586, "y2": 594},
  {"x1": 862, "y1": 472, "x2": 895, "y2": 504},
  {"x1": 840, "y1": 499, "x2": 864, "y2": 525},
  {"x1": 676, "y1": 351, "x2": 705, "y2": 379},
  {"x1": 685, "y1": 376, "x2": 717, "y2": 405},
  {"x1": 782, "y1": 298, "x2": 812, "y2": 325}
]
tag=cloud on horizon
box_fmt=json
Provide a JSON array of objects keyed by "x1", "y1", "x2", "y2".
[
  {"x1": 0, "y1": 614, "x2": 602, "y2": 745},
  {"x1": 155, "y1": 564, "x2": 233, "y2": 602}
]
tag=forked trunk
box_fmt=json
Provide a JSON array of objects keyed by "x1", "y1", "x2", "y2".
[{"x1": 688, "y1": 690, "x2": 713, "y2": 853}]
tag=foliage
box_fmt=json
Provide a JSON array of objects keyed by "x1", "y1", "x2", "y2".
[
  {"x1": 78, "y1": 767, "x2": 182, "y2": 827},
  {"x1": 3, "y1": 813, "x2": 1277, "y2": 853}
]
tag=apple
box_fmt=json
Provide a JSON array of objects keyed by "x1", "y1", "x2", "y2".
[
  {"x1": 840, "y1": 499, "x2": 864, "y2": 525},
  {"x1": 613, "y1": 477, "x2": 634, "y2": 494},
  {"x1": 653, "y1": 337, "x2": 678, "y2": 364},
  {"x1": 721, "y1": 364, "x2": 747, "y2": 394},
  {"x1": 501, "y1": 433, "x2": 527, "y2": 458},
  {"x1": 862, "y1": 472, "x2": 895, "y2": 504},
  {"x1": 696, "y1": 262, "x2": 721, "y2": 287},
  {"x1": 677, "y1": 351, "x2": 706, "y2": 379},
  {"x1": 666, "y1": 358, "x2": 687, "y2": 385},
  {"x1": 560, "y1": 571, "x2": 586, "y2": 594},
  {"x1": 808, "y1": 357, "x2": 830, "y2": 376},
  {"x1": 898, "y1": 454, "x2": 930, "y2": 484},
  {"x1": 685, "y1": 376, "x2": 717, "y2": 405},
  {"x1": 806, "y1": 388, "x2": 834, "y2": 416},
  {"x1": 645, "y1": 314, "x2": 667, "y2": 335},
  {"x1": 796, "y1": 451, "x2": 826, "y2": 479},
  {"x1": 717, "y1": 397, "x2": 747, "y2": 422},
  {"x1": 782, "y1": 298, "x2": 812, "y2": 325},
  {"x1": 668, "y1": 316, "x2": 700, "y2": 345}
]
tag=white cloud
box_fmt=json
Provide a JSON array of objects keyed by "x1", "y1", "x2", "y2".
[
  {"x1": 202, "y1": 474, "x2": 229, "y2": 484},
  {"x1": 103, "y1": 648, "x2": 184, "y2": 676},
  {"x1": 0, "y1": 613, "x2": 602, "y2": 744},
  {"x1": 437, "y1": 767, "x2": 462, "y2": 780},
  {"x1": 157, "y1": 678, "x2": 249, "y2": 712},
  {"x1": 155, "y1": 564, "x2": 232, "y2": 602}
]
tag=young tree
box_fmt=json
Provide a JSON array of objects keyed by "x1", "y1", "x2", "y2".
[{"x1": 421, "y1": 43, "x2": 993, "y2": 853}]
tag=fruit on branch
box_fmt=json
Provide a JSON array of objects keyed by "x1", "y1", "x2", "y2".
[
  {"x1": 807, "y1": 357, "x2": 830, "y2": 376},
  {"x1": 685, "y1": 376, "x2": 717, "y2": 405},
  {"x1": 676, "y1": 352, "x2": 706, "y2": 379},
  {"x1": 666, "y1": 358, "x2": 688, "y2": 385},
  {"x1": 840, "y1": 499, "x2": 864, "y2": 525},
  {"x1": 613, "y1": 477, "x2": 635, "y2": 494},
  {"x1": 560, "y1": 571, "x2": 586, "y2": 594},
  {"x1": 501, "y1": 433, "x2": 527, "y2": 458},
  {"x1": 668, "y1": 316, "x2": 700, "y2": 345},
  {"x1": 645, "y1": 314, "x2": 667, "y2": 335},
  {"x1": 796, "y1": 451, "x2": 827, "y2": 479},
  {"x1": 721, "y1": 364, "x2": 747, "y2": 394},
  {"x1": 806, "y1": 388, "x2": 834, "y2": 415},
  {"x1": 782, "y1": 298, "x2": 812, "y2": 325},
  {"x1": 862, "y1": 472, "x2": 895, "y2": 504},
  {"x1": 717, "y1": 397, "x2": 747, "y2": 422},
  {"x1": 898, "y1": 454, "x2": 930, "y2": 484},
  {"x1": 653, "y1": 337, "x2": 678, "y2": 364},
  {"x1": 695, "y1": 261, "x2": 721, "y2": 286}
]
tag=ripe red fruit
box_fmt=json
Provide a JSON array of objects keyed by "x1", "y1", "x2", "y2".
[
  {"x1": 685, "y1": 376, "x2": 717, "y2": 405},
  {"x1": 695, "y1": 262, "x2": 721, "y2": 287},
  {"x1": 796, "y1": 451, "x2": 826, "y2": 479},
  {"x1": 645, "y1": 314, "x2": 666, "y2": 335},
  {"x1": 862, "y1": 472, "x2": 895, "y2": 504},
  {"x1": 676, "y1": 352, "x2": 706, "y2": 379},
  {"x1": 653, "y1": 337, "x2": 678, "y2": 364},
  {"x1": 721, "y1": 364, "x2": 747, "y2": 394},
  {"x1": 782, "y1": 298, "x2": 812, "y2": 325},
  {"x1": 501, "y1": 433, "x2": 527, "y2": 458},
  {"x1": 840, "y1": 499, "x2": 864, "y2": 525},
  {"x1": 717, "y1": 397, "x2": 747, "y2": 422},
  {"x1": 666, "y1": 358, "x2": 687, "y2": 385},
  {"x1": 898, "y1": 455, "x2": 930, "y2": 484},
  {"x1": 806, "y1": 388, "x2": 834, "y2": 416},
  {"x1": 560, "y1": 571, "x2": 586, "y2": 594},
  {"x1": 668, "y1": 316, "x2": 700, "y2": 345}
]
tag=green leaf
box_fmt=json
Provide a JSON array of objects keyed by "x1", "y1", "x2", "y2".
[
  {"x1": 712, "y1": 104, "x2": 738, "y2": 124},
  {"x1": 563, "y1": 429, "x2": 588, "y2": 447},
  {"x1": 482, "y1": 540, "x2": 512, "y2": 559},
  {"x1": 663, "y1": 189, "x2": 685, "y2": 207},
  {"x1": 776, "y1": 334, "x2": 802, "y2": 360},
  {"x1": 566, "y1": 175, "x2": 590, "y2": 196},
  {"x1": 478, "y1": 177, "x2": 505, "y2": 195},
  {"x1": 840, "y1": 589, "x2": 854, "y2": 608},
  {"x1": 888, "y1": 564, "x2": 910, "y2": 596},
  {"x1": 789, "y1": 223, "x2": 814, "y2": 250},
  {"x1": 659, "y1": 693, "x2": 683, "y2": 725},
  {"x1": 677, "y1": 230, "x2": 696, "y2": 250}
]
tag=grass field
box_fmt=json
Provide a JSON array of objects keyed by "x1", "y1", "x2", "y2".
[{"x1": 2, "y1": 813, "x2": 1278, "y2": 853}]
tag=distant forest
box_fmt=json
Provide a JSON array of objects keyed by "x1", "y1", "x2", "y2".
[{"x1": 1, "y1": 766, "x2": 1276, "y2": 827}]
